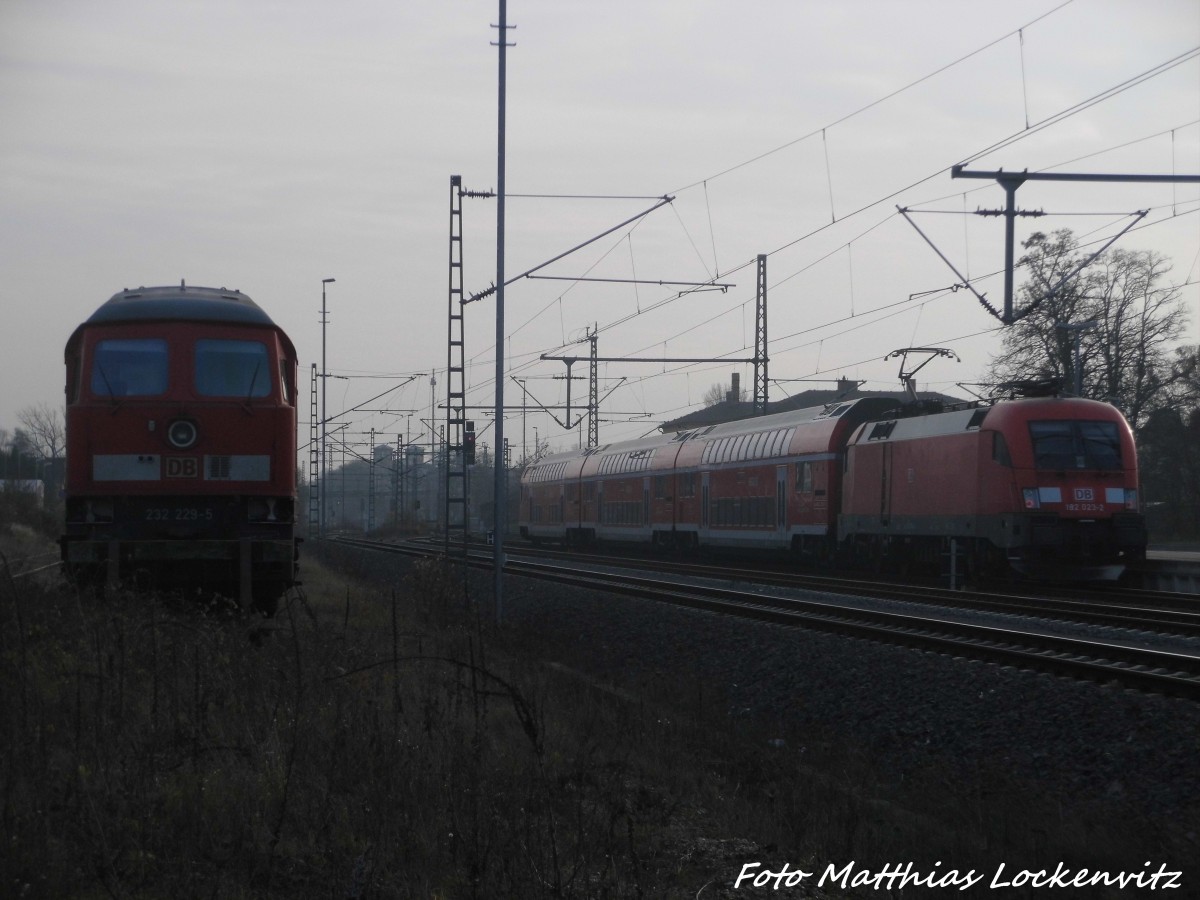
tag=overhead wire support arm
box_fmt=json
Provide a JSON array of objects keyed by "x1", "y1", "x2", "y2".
[
  {"x1": 947, "y1": 166, "x2": 1199, "y2": 324},
  {"x1": 1035, "y1": 210, "x2": 1148, "y2": 294},
  {"x1": 321, "y1": 376, "x2": 418, "y2": 427},
  {"x1": 525, "y1": 274, "x2": 735, "y2": 291},
  {"x1": 950, "y1": 165, "x2": 1200, "y2": 185},
  {"x1": 465, "y1": 195, "x2": 676, "y2": 304},
  {"x1": 896, "y1": 206, "x2": 998, "y2": 320},
  {"x1": 540, "y1": 354, "x2": 757, "y2": 364}
]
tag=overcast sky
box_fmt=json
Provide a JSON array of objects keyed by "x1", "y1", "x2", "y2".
[{"x1": 2, "y1": 0, "x2": 1197, "y2": 460}]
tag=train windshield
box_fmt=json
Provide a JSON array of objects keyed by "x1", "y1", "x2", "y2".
[
  {"x1": 90, "y1": 339, "x2": 168, "y2": 396},
  {"x1": 195, "y1": 339, "x2": 271, "y2": 397},
  {"x1": 1028, "y1": 420, "x2": 1122, "y2": 470}
]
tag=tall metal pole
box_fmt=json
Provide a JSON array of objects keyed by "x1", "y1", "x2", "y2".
[
  {"x1": 493, "y1": 0, "x2": 511, "y2": 623},
  {"x1": 753, "y1": 253, "x2": 769, "y2": 414},
  {"x1": 1000, "y1": 177, "x2": 1020, "y2": 325},
  {"x1": 518, "y1": 377, "x2": 527, "y2": 463},
  {"x1": 320, "y1": 277, "x2": 335, "y2": 538}
]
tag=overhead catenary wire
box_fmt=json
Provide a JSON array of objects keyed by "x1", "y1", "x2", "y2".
[
  {"x1": 440, "y1": 16, "x2": 1196, "y2": 449},
  {"x1": 458, "y1": 187, "x2": 1196, "y2": 424},
  {"x1": 456, "y1": 199, "x2": 1197, "y2": 437},
  {"x1": 667, "y1": 0, "x2": 1078, "y2": 195},
  {"x1": 956, "y1": 46, "x2": 1200, "y2": 167},
  {"x1": 464, "y1": 32, "x2": 1197, "y2": 393},
  {"x1": 480, "y1": 197, "x2": 1199, "y2": 438}
]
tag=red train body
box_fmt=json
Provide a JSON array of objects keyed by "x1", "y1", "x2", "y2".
[
  {"x1": 519, "y1": 394, "x2": 1147, "y2": 580},
  {"x1": 59, "y1": 284, "x2": 299, "y2": 610}
]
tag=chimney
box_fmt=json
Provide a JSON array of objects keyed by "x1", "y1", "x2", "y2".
[{"x1": 728, "y1": 372, "x2": 741, "y2": 403}]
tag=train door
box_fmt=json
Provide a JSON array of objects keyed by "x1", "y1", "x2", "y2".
[
  {"x1": 776, "y1": 465, "x2": 787, "y2": 534},
  {"x1": 701, "y1": 472, "x2": 710, "y2": 535},
  {"x1": 642, "y1": 476, "x2": 650, "y2": 532},
  {"x1": 880, "y1": 442, "x2": 893, "y2": 525}
]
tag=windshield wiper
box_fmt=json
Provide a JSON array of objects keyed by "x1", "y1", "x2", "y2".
[
  {"x1": 242, "y1": 361, "x2": 262, "y2": 415},
  {"x1": 95, "y1": 363, "x2": 122, "y2": 411}
]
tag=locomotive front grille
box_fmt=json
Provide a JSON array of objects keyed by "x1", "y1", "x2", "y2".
[{"x1": 203, "y1": 455, "x2": 269, "y2": 481}]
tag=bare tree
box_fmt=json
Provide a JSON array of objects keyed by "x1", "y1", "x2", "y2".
[
  {"x1": 518, "y1": 436, "x2": 552, "y2": 468},
  {"x1": 702, "y1": 381, "x2": 746, "y2": 407},
  {"x1": 17, "y1": 402, "x2": 66, "y2": 462},
  {"x1": 988, "y1": 230, "x2": 1188, "y2": 433},
  {"x1": 702, "y1": 383, "x2": 726, "y2": 407},
  {"x1": 1139, "y1": 346, "x2": 1200, "y2": 536}
]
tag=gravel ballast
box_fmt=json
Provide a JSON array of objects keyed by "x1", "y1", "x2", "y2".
[{"x1": 322, "y1": 542, "x2": 1200, "y2": 894}]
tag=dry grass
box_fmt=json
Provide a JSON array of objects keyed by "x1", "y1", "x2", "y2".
[
  {"x1": 2, "y1": 538, "x2": 816, "y2": 898},
  {"x1": 3, "y1": 527, "x2": 1180, "y2": 898}
]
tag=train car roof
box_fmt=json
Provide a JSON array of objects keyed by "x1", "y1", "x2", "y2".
[
  {"x1": 846, "y1": 395, "x2": 1135, "y2": 447},
  {"x1": 522, "y1": 396, "x2": 901, "y2": 482},
  {"x1": 86, "y1": 284, "x2": 276, "y2": 327}
]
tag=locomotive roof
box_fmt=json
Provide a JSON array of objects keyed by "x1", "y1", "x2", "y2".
[{"x1": 86, "y1": 284, "x2": 277, "y2": 327}]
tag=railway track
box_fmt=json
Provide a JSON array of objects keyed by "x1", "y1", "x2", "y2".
[
  {"x1": 1, "y1": 551, "x2": 61, "y2": 581},
  {"x1": 333, "y1": 536, "x2": 1200, "y2": 702},
  {"x1": 512, "y1": 544, "x2": 1200, "y2": 637}
]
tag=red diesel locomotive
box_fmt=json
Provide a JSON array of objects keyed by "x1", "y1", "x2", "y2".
[
  {"x1": 59, "y1": 284, "x2": 299, "y2": 611},
  {"x1": 519, "y1": 393, "x2": 1147, "y2": 580}
]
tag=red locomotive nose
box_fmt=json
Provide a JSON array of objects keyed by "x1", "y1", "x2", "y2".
[
  {"x1": 60, "y1": 283, "x2": 300, "y2": 614},
  {"x1": 167, "y1": 418, "x2": 198, "y2": 449}
]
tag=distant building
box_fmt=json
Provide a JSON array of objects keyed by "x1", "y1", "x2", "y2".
[{"x1": 659, "y1": 373, "x2": 965, "y2": 434}]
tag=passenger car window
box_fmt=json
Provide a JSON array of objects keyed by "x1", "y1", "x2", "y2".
[
  {"x1": 91, "y1": 339, "x2": 168, "y2": 396},
  {"x1": 195, "y1": 340, "x2": 271, "y2": 397},
  {"x1": 795, "y1": 461, "x2": 813, "y2": 492}
]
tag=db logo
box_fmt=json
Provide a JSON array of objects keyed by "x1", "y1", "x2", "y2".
[
  {"x1": 166, "y1": 457, "x2": 199, "y2": 478},
  {"x1": 1073, "y1": 487, "x2": 1094, "y2": 501}
]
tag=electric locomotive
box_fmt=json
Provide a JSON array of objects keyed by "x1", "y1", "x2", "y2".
[
  {"x1": 518, "y1": 391, "x2": 1147, "y2": 581},
  {"x1": 840, "y1": 394, "x2": 1147, "y2": 579},
  {"x1": 59, "y1": 283, "x2": 299, "y2": 612}
]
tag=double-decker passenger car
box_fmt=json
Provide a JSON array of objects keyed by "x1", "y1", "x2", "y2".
[
  {"x1": 60, "y1": 283, "x2": 299, "y2": 611},
  {"x1": 519, "y1": 392, "x2": 1147, "y2": 581}
]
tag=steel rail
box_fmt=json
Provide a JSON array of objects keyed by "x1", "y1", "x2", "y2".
[
  {"x1": 333, "y1": 537, "x2": 1200, "y2": 701},
  {"x1": 507, "y1": 544, "x2": 1200, "y2": 637},
  {"x1": 3, "y1": 561, "x2": 62, "y2": 581}
]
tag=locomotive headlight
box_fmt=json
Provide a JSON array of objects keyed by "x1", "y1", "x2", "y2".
[
  {"x1": 89, "y1": 499, "x2": 115, "y2": 522},
  {"x1": 167, "y1": 418, "x2": 198, "y2": 449},
  {"x1": 1022, "y1": 488, "x2": 1041, "y2": 510}
]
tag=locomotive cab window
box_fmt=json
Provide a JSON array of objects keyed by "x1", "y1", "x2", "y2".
[
  {"x1": 1028, "y1": 420, "x2": 1122, "y2": 470},
  {"x1": 91, "y1": 338, "x2": 168, "y2": 397},
  {"x1": 195, "y1": 339, "x2": 271, "y2": 398}
]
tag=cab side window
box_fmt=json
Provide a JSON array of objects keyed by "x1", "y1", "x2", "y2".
[{"x1": 279, "y1": 360, "x2": 295, "y2": 405}]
